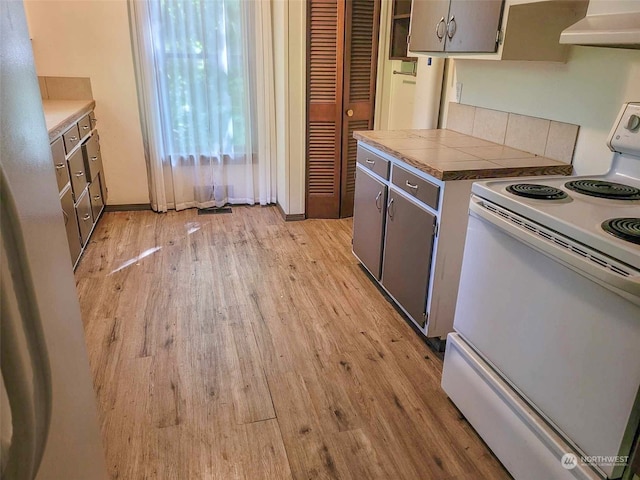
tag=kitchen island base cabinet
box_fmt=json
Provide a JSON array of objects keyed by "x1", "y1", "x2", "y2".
[
  {"x1": 352, "y1": 165, "x2": 388, "y2": 280},
  {"x1": 352, "y1": 131, "x2": 573, "y2": 344},
  {"x1": 381, "y1": 190, "x2": 436, "y2": 328}
]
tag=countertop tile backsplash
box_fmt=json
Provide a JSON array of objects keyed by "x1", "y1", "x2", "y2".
[
  {"x1": 38, "y1": 76, "x2": 93, "y2": 101},
  {"x1": 447, "y1": 103, "x2": 476, "y2": 136},
  {"x1": 446, "y1": 102, "x2": 579, "y2": 164},
  {"x1": 472, "y1": 107, "x2": 509, "y2": 145},
  {"x1": 545, "y1": 121, "x2": 580, "y2": 164}
]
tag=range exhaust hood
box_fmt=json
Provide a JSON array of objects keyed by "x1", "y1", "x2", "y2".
[{"x1": 559, "y1": 0, "x2": 640, "y2": 49}]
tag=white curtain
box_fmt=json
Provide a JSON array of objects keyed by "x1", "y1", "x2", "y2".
[{"x1": 129, "y1": 0, "x2": 276, "y2": 212}]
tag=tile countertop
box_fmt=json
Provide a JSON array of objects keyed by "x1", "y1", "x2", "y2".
[
  {"x1": 42, "y1": 99, "x2": 95, "y2": 140},
  {"x1": 354, "y1": 129, "x2": 574, "y2": 181}
]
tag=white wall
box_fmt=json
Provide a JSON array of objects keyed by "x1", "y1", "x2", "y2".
[
  {"x1": 450, "y1": 46, "x2": 640, "y2": 174},
  {"x1": 375, "y1": 0, "x2": 443, "y2": 132},
  {"x1": 25, "y1": 0, "x2": 149, "y2": 206},
  {"x1": 272, "y1": 0, "x2": 306, "y2": 216}
]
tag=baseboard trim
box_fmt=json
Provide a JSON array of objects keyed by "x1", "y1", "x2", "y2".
[
  {"x1": 104, "y1": 203, "x2": 152, "y2": 212},
  {"x1": 276, "y1": 202, "x2": 305, "y2": 222}
]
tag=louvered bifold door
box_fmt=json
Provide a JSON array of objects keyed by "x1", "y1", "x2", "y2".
[
  {"x1": 306, "y1": 0, "x2": 345, "y2": 219},
  {"x1": 340, "y1": 0, "x2": 380, "y2": 218}
]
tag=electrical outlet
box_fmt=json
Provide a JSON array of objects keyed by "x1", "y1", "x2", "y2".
[{"x1": 455, "y1": 82, "x2": 463, "y2": 103}]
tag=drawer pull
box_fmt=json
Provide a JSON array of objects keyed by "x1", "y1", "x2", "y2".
[
  {"x1": 90, "y1": 156, "x2": 98, "y2": 161},
  {"x1": 82, "y1": 125, "x2": 90, "y2": 130},
  {"x1": 405, "y1": 180, "x2": 419, "y2": 190},
  {"x1": 69, "y1": 135, "x2": 78, "y2": 141},
  {"x1": 74, "y1": 172, "x2": 85, "y2": 178},
  {"x1": 82, "y1": 213, "x2": 91, "y2": 221},
  {"x1": 93, "y1": 195, "x2": 101, "y2": 200},
  {"x1": 365, "y1": 158, "x2": 375, "y2": 165},
  {"x1": 55, "y1": 163, "x2": 65, "y2": 170}
]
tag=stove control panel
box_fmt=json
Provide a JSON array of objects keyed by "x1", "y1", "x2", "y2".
[{"x1": 609, "y1": 102, "x2": 640, "y2": 156}]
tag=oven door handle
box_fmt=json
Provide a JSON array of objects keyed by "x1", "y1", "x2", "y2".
[{"x1": 470, "y1": 197, "x2": 640, "y2": 304}]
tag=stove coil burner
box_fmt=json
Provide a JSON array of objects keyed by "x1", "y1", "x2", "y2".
[
  {"x1": 602, "y1": 218, "x2": 640, "y2": 245},
  {"x1": 506, "y1": 184, "x2": 568, "y2": 200},
  {"x1": 565, "y1": 180, "x2": 640, "y2": 200}
]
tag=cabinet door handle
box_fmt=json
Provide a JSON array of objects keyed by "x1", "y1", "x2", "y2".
[
  {"x1": 447, "y1": 15, "x2": 456, "y2": 40},
  {"x1": 405, "y1": 180, "x2": 418, "y2": 190},
  {"x1": 62, "y1": 209, "x2": 69, "y2": 226},
  {"x1": 435, "y1": 17, "x2": 446, "y2": 41},
  {"x1": 375, "y1": 191, "x2": 382, "y2": 211},
  {"x1": 74, "y1": 171, "x2": 84, "y2": 178},
  {"x1": 55, "y1": 163, "x2": 65, "y2": 170},
  {"x1": 82, "y1": 213, "x2": 91, "y2": 221},
  {"x1": 387, "y1": 197, "x2": 394, "y2": 219}
]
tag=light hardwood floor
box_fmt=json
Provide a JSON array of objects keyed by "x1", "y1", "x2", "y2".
[{"x1": 75, "y1": 206, "x2": 511, "y2": 480}]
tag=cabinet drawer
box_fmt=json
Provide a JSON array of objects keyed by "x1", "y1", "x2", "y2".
[
  {"x1": 391, "y1": 165, "x2": 440, "y2": 210},
  {"x1": 89, "y1": 174, "x2": 104, "y2": 223},
  {"x1": 68, "y1": 148, "x2": 88, "y2": 200},
  {"x1": 76, "y1": 188, "x2": 94, "y2": 246},
  {"x1": 82, "y1": 133, "x2": 103, "y2": 180},
  {"x1": 357, "y1": 145, "x2": 390, "y2": 180},
  {"x1": 61, "y1": 186, "x2": 82, "y2": 266},
  {"x1": 63, "y1": 124, "x2": 81, "y2": 153},
  {"x1": 50, "y1": 137, "x2": 69, "y2": 192},
  {"x1": 77, "y1": 114, "x2": 92, "y2": 139}
]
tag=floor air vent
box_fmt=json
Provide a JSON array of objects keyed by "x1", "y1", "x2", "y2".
[{"x1": 197, "y1": 206, "x2": 232, "y2": 215}]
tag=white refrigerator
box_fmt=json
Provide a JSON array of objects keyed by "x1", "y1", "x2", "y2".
[{"x1": 1, "y1": 2, "x2": 107, "y2": 479}]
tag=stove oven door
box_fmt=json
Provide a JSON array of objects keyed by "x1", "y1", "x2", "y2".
[{"x1": 452, "y1": 195, "x2": 640, "y2": 479}]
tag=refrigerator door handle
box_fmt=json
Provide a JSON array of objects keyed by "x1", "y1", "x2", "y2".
[{"x1": 0, "y1": 166, "x2": 52, "y2": 479}]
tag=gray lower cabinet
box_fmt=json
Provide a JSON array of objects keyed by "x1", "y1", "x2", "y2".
[
  {"x1": 68, "y1": 148, "x2": 88, "y2": 200},
  {"x1": 381, "y1": 189, "x2": 436, "y2": 327},
  {"x1": 89, "y1": 174, "x2": 104, "y2": 222},
  {"x1": 61, "y1": 185, "x2": 82, "y2": 265},
  {"x1": 83, "y1": 133, "x2": 103, "y2": 181},
  {"x1": 50, "y1": 107, "x2": 106, "y2": 269},
  {"x1": 51, "y1": 137, "x2": 69, "y2": 192},
  {"x1": 352, "y1": 165, "x2": 387, "y2": 279},
  {"x1": 76, "y1": 188, "x2": 94, "y2": 246}
]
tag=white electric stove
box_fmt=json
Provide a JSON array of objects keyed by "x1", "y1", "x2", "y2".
[{"x1": 442, "y1": 103, "x2": 640, "y2": 480}]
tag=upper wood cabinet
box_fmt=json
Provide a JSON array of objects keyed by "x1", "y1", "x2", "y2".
[
  {"x1": 409, "y1": 0, "x2": 588, "y2": 62},
  {"x1": 409, "y1": 0, "x2": 503, "y2": 53},
  {"x1": 408, "y1": 0, "x2": 451, "y2": 53}
]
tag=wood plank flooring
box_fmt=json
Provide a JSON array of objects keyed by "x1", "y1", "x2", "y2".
[{"x1": 75, "y1": 206, "x2": 511, "y2": 480}]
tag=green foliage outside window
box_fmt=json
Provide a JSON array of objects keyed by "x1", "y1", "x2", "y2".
[{"x1": 159, "y1": 0, "x2": 247, "y2": 155}]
